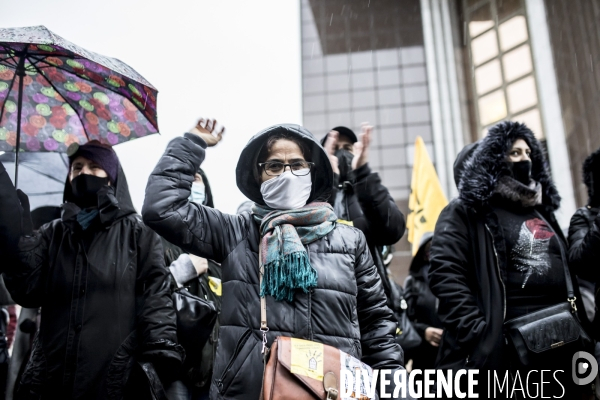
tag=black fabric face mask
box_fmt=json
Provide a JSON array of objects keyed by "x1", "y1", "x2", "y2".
[
  {"x1": 335, "y1": 149, "x2": 354, "y2": 183},
  {"x1": 71, "y1": 174, "x2": 109, "y2": 209},
  {"x1": 510, "y1": 160, "x2": 532, "y2": 185}
]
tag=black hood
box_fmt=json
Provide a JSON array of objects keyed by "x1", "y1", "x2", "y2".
[
  {"x1": 235, "y1": 124, "x2": 333, "y2": 205},
  {"x1": 198, "y1": 168, "x2": 214, "y2": 208},
  {"x1": 583, "y1": 147, "x2": 600, "y2": 206},
  {"x1": 62, "y1": 164, "x2": 136, "y2": 226},
  {"x1": 458, "y1": 121, "x2": 560, "y2": 211},
  {"x1": 409, "y1": 232, "x2": 433, "y2": 275},
  {"x1": 453, "y1": 141, "x2": 479, "y2": 188}
]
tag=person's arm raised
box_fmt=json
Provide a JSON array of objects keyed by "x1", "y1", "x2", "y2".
[{"x1": 142, "y1": 119, "x2": 247, "y2": 263}]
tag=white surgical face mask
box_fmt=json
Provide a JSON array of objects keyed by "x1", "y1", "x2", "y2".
[
  {"x1": 259, "y1": 169, "x2": 312, "y2": 210},
  {"x1": 189, "y1": 182, "x2": 206, "y2": 205}
]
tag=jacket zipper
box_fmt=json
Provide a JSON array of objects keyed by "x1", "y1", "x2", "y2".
[
  {"x1": 216, "y1": 328, "x2": 252, "y2": 392},
  {"x1": 485, "y1": 224, "x2": 506, "y2": 320}
]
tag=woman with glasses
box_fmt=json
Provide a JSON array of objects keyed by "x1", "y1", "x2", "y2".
[{"x1": 142, "y1": 120, "x2": 405, "y2": 400}]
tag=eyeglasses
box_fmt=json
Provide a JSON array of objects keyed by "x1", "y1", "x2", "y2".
[{"x1": 258, "y1": 161, "x2": 315, "y2": 176}]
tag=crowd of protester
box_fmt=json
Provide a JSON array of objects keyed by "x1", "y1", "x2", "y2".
[{"x1": 0, "y1": 116, "x2": 598, "y2": 400}]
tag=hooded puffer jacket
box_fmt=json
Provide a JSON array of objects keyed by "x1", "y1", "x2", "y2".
[
  {"x1": 568, "y1": 147, "x2": 600, "y2": 337},
  {"x1": 142, "y1": 125, "x2": 404, "y2": 400},
  {"x1": 429, "y1": 121, "x2": 589, "y2": 371},
  {"x1": 3, "y1": 166, "x2": 183, "y2": 400}
]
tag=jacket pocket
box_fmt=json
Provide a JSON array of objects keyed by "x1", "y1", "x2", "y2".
[
  {"x1": 106, "y1": 331, "x2": 138, "y2": 400},
  {"x1": 215, "y1": 328, "x2": 253, "y2": 394}
]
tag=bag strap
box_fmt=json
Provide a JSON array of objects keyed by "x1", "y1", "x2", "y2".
[
  {"x1": 259, "y1": 263, "x2": 269, "y2": 400},
  {"x1": 260, "y1": 263, "x2": 269, "y2": 353},
  {"x1": 533, "y1": 210, "x2": 577, "y2": 312}
]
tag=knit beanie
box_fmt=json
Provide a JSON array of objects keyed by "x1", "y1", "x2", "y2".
[{"x1": 67, "y1": 140, "x2": 119, "y2": 184}]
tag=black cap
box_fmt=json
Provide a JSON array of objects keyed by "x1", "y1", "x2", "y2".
[{"x1": 320, "y1": 126, "x2": 358, "y2": 146}]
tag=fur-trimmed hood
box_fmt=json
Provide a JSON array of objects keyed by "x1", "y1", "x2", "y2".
[
  {"x1": 458, "y1": 121, "x2": 560, "y2": 211},
  {"x1": 583, "y1": 147, "x2": 600, "y2": 206}
]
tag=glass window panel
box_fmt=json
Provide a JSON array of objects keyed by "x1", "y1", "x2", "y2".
[
  {"x1": 380, "y1": 106, "x2": 404, "y2": 125},
  {"x1": 377, "y1": 68, "x2": 401, "y2": 86},
  {"x1": 499, "y1": 16, "x2": 528, "y2": 51},
  {"x1": 326, "y1": 53, "x2": 349, "y2": 73},
  {"x1": 380, "y1": 126, "x2": 405, "y2": 147},
  {"x1": 382, "y1": 149, "x2": 406, "y2": 170},
  {"x1": 378, "y1": 88, "x2": 402, "y2": 106},
  {"x1": 478, "y1": 89, "x2": 507, "y2": 125},
  {"x1": 302, "y1": 41, "x2": 323, "y2": 59},
  {"x1": 351, "y1": 51, "x2": 374, "y2": 70},
  {"x1": 303, "y1": 95, "x2": 325, "y2": 113},
  {"x1": 502, "y1": 44, "x2": 532, "y2": 82},
  {"x1": 469, "y1": 3, "x2": 494, "y2": 37},
  {"x1": 327, "y1": 93, "x2": 350, "y2": 111},
  {"x1": 514, "y1": 108, "x2": 544, "y2": 139},
  {"x1": 475, "y1": 59, "x2": 503, "y2": 95},
  {"x1": 507, "y1": 76, "x2": 537, "y2": 113},
  {"x1": 375, "y1": 48, "x2": 399, "y2": 68},
  {"x1": 400, "y1": 46, "x2": 425, "y2": 65},
  {"x1": 405, "y1": 105, "x2": 430, "y2": 124},
  {"x1": 327, "y1": 73, "x2": 350, "y2": 92},
  {"x1": 303, "y1": 114, "x2": 327, "y2": 132},
  {"x1": 301, "y1": 22, "x2": 319, "y2": 40},
  {"x1": 352, "y1": 71, "x2": 375, "y2": 90},
  {"x1": 328, "y1": 111, "x2": 352, "y2": 129},
  {"x1": 369, "y1": 151, "x2": 382, "y2": 169},
  {"x1": 303, "y1": 76, "x2": 325, "y2": 94},
  {"x1": 353, "y1": 109, "x2": 378, "y2": 127},
  {"x1": 471, "y1": 30, "x2": 499, "y2": 66},
  {"x1": 403, "y1": 85, "x2": 429, "y2": 104},
  {"x1": 382, "y1": 167, "x2": 409, "y2": 189},
  {"x1": 497, "y1": 0, "x2": 522, "y2": 21},
  {"x1": 352, "y1": 90, "x2": 376, "y2": 108},
  {"x1": 302, "y1": 58, "x2": 324, "y2": 76},
  {"x1": 389, "y1": 188, "x2": 409, "y2": 201},
  {"x1": 402, "y1": 66, "x2": 427, "y2": 85},
  {"x1": 406, "y1": 124, "x2": 433, "y2": 143}
]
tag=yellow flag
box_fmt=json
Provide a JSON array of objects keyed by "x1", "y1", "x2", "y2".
[{"x1": 407, "y1": 136, "x2": 448, "y2": 255}]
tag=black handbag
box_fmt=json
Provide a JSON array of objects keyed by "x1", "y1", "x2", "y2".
[
  {"x1": 503, "y1": 212, "x2": 591, "y2": 366},
  {"x1": 172, "y1": 287, "x2": 218, "y2": 363},
  {"x1": 390, "y1": 281, "x2": 422, "y2": 351}
]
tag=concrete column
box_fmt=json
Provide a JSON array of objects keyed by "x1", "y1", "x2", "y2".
[{"x1": 525, "y1": 0, "x2": 576, "y2": 229}]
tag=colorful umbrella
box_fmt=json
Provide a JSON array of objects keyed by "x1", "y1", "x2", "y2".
[{"x1": 0, "y1": 25, "x2": 159, "y2": 186}]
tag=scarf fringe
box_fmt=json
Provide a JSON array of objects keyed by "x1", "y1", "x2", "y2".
[{"x1": 260, "y1": 251, "x2": 318, "y2": 302}]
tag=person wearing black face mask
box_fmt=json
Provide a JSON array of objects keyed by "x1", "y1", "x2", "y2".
[
  {"x1": 320, "y1": 124, "x2": 406, "y2": 310},
  {"x1": 2, "y1": 140, "x2": 183, "y2": 399},
  {"x1": 429, "y1": 121, "x2": 592, "y2": 397}
]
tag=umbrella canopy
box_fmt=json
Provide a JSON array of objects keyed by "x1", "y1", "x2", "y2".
[
  {"x1": 0, "y1": 151, "x2": 68, "y2": 210},
  {"x1": 0, "y1": 25, "x2": 158, "y2": 158}
]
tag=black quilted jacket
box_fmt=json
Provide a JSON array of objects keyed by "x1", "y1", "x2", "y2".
[{"x1": 142, "y1": 125, "x2": 404, "y2": 400}]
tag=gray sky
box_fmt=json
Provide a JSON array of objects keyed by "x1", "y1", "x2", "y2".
[{"x1": 0, "y1": 0, "x2": 302, "y2": 213}]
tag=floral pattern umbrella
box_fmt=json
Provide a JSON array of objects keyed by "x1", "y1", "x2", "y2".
[{"x1": 0, "y1": 25, "x2": 159, "y2": 184}]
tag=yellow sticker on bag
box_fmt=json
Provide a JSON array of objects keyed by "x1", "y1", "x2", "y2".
[
  {"x1": 290, "y1": 338, "x2": 324, "y2": 381},
  {"x1": 208, "y1": 276, "x2": 222, "y2": 296},
  {"x1": 336, "y1": 219, "x2": 354, "y2": 227}
]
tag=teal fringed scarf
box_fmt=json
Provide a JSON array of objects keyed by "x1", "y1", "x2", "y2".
[{"x1": 253, "y1": 202, "x2": 337, "y2": 302}]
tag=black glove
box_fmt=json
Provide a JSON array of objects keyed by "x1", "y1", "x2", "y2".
[{"x1": 16, "y1": 190, "x2": 33, "y2": 236}]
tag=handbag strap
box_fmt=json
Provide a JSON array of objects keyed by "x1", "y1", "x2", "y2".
[
  {"x1": 260, "y1": 263, "x2": 269, "y2": 353},
  {"x1": 533, "y1": 210, "x2": 577, "y2": 312}
]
